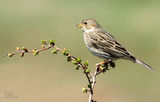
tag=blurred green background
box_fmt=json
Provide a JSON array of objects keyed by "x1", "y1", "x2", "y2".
[{"x1": 0, "y1": 0, "x2": 160, "y2": 102}]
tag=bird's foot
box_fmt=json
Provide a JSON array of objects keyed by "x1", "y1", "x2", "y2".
[
  {"x1": 95, "y1": 60, "x2": 110, "y2": 73},
  {"x1": 95, "y1": 60, "x2": 110, "y2": 67},
  {"x1": 95, "y1": 60, "x2": 115, "y2": 73},
  {"x1": 95, "y1": 61, "x2": 106, "y2": 68}
]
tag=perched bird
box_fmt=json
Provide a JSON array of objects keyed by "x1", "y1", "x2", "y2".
[{"x1": 77, "y1": 18, "x2": 154, "y2": 72}]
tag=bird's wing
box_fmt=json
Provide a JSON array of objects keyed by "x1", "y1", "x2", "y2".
[{"x1": 89, "y1": 30, "x2": 132, "y2": 58}]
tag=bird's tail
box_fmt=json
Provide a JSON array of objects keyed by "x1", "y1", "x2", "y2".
[{"x1": 136, "y1": 59, "x2": 154, "y2": 72}]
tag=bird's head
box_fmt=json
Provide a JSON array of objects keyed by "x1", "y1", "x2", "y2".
[{"x1": 76, "y1": 18, "x2": 101, "y2": 32}]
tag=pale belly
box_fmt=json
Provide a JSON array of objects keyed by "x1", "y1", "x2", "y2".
[{"x1": 83, "y1": 34, "x2": 114, "y2": 60}]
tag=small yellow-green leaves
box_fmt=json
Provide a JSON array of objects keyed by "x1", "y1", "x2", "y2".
[
  {"x1": 88, "y1": 84, "x2": 92, "y2": 88},
  {"x1": 32, "y1": 49, "x2": 39, "y2": 56},
  {"x1": 62, "y1": 49, "x2": 69, "y2": 56},
  {"x1": 77, "y1": 58, "x2": 81, "y2": 63},
  {"x1": 84, "y1": 61, "x2": 89, "y2": 67},
  {"x1": 41, "y1": 45, "x2": 45, "y2": 49},
  {"x1": 82, "y1": 87, "x2": 87, "y2": 93},
  {"x1": 41, "y1": 40, "x2": 47, "y2": 44},
  {"x1": 86, "y1": 68, "x2": 90, "y2": 73},
  {"x1": 22, "y1": 46, "x2": 28, "y2": 52},
  {"x1": 72, "y1": 58, "x2": 81, "y2": 65},
  {"x1": 49, "y1": 40, "x2": 55, "y2": 46},
  {"x1": 33, "y1": 51, "x2": 39, "y2": 56},
  {"x1": 52, "y1": 49, "x2": 57, "y2": 54},
  {"x1": 8, "y1": 53, "x2": 14, "y2": 57},
  {"x1": 72, "y1": 60, "x2": 78, "y2": 65}
]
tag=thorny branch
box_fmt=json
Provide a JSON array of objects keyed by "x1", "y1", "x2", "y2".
[{"x1": 4, "y1": 40, "x2": 115, "y2": 102}]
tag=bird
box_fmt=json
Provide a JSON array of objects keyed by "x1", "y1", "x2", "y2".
[{"x1": 76, "y1": 18, "x2": 154, "y2": 72}]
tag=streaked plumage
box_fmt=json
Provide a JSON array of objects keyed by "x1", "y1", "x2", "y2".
[{"x1": 77, "y1": 18, "x2": 154, "y2": 72}]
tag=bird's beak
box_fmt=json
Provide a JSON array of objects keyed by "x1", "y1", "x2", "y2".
[{"x1": 76, "y1": 24, "x2": 83, "y2": 28}]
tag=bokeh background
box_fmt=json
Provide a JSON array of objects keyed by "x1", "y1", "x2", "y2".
[{"x1": 0, "y1": 0, "x2": 160, "y2": 102}]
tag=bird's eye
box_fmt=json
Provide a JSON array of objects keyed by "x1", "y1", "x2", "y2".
[{"x1": 84, "y1": 22, "x2": 87, "y2": 25}]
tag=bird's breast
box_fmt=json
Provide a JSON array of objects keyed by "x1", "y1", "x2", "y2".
[
  {"x1": 83, "y1": 33, "x2": 91, "y2": 49},
  {"x1": 83, "y1": 33, "x2": 99, "y2": 55}
]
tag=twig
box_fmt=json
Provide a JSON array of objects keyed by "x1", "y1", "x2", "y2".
[{"x1": 4, "y1": 39, "x2": 115, "y2": 102}]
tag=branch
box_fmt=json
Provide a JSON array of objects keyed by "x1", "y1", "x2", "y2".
[{"x1": 4, "y1": 40, "x2": 115, "y2": 102}]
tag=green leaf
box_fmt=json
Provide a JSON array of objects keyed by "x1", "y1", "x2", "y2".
[
  {"x1": 82, "y1": 87, "x2": 87, "y2": 93},
  {"x1": 41, "y1": 40, "x2": 47, "y2": 44},
  {"x1": 77, "y1": 58, "x2": 81, "y2": 63},
  {"x1": 62, "y1": 49, "x2": 69, "y2": 56},
  {"x1": 52, "y1": 49, "x2": 57, "y2": 54},
  {"x1": 84, "y1": 61, "x2": 89, "y2": 66},
  {"x1": 72, "y1": 60, "x2": 78, "y2": 65},
  {"x1": 88, "y1": 84, "x2": 92, "y2": 88},
  {"x1": 49, "y1": 40, "x2": 55, "y2": 46},
  {"x1": 22, "y1": 46, "x2": 28, "y2": 52},
  {"x1": 33, "y1": 51, "x2": 39, "y2": 56},
  {"x1": 86, "y1": 68, "x2": 90, "y2": 73}
]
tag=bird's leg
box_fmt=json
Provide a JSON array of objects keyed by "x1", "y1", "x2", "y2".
[
  {"x1": 95, "y1": 60, "x2": 115, "y2": 74},
  {"x1": 94, "y1": 60, "x2": 110, "y2": 75},
  {"x1": 95, "y1": 60, "x2": 109, "y2": 68}
]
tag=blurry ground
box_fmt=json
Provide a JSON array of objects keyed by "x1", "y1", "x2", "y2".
[{"x1": 0, "y1": 0, "x2": 160, "y2": 102}]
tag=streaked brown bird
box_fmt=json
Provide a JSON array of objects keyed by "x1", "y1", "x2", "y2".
[{"x1": 77, "y1": 18, "x2": 154, "y2": 72}]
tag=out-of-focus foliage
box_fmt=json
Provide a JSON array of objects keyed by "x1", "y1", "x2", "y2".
[{"x1": 0, "y1": 0, "x2": 159, "y2": 102}]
